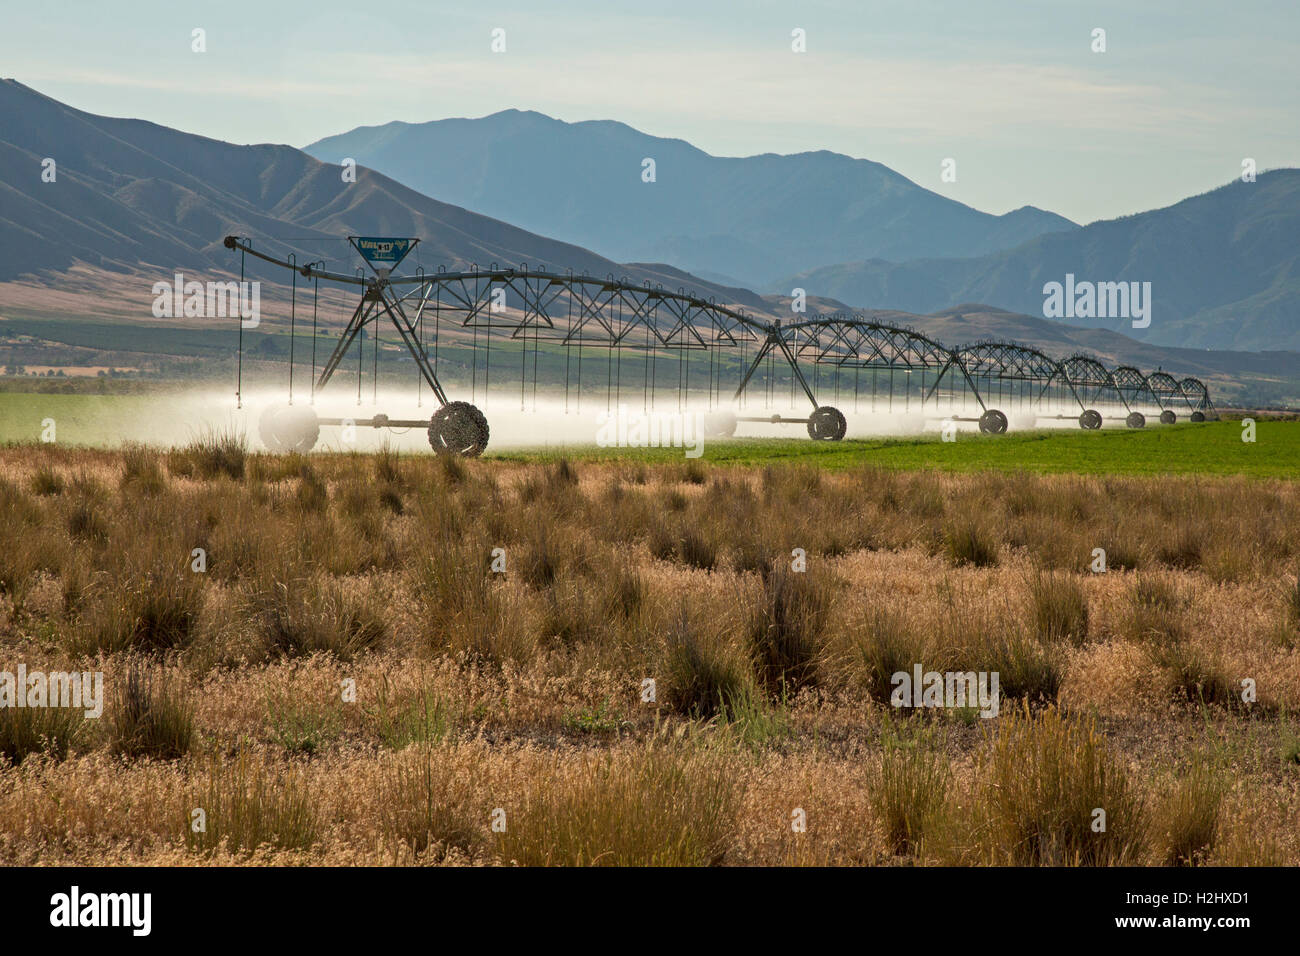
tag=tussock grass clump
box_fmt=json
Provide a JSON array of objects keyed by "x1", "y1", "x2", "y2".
[
  {"x1": 600, "y1": 559, "x2": 644, "y2": 619},
  {"x1": 185, "y1": 747, "x2": 319, "y2": 855},
  {"x1": 870, "y1": 724, "x2": 952, "y2": 855},
  {"x1": 294, "y1": 464, "x2": 329, "y2": 513},
  {"x1": 649, "y1": 523, "x2": 717, "y2": 571},
  {"x1": 109, "y1": 663, "x2": 195, "y2": 761},
  {"x1": 2, "y1": 445, "x2": 1300, "y2": 865},
  {"x1": 519, "y1": 526, "x2": 560, "y2": 589},
  {"x1": 1282, "y1": 574, "x2": 1300, "y2": 648},
  {"x1": 377, "y1": 483, "x2": 404, "y2": 515},
  {"x1": 251, "y1": 579, "x2": 387, "y2": 662},
  {"x1": 1157, "y1": 523, "x2": 1205, "y2": 571},
  {"x1": 747, "y1": 563, "x2": 832, "y2": 696},
  {"x1": 494, "y1": 742, "x2": 740, "y2": 866},
  {"x1": 66, "y1": 497, "x2": 108, "y2": 545},
  {"x1": 338, "y1": 477, "x2": 379, "y2": 520},
  {"x1": 1157, "y1": 756, "x2": 1226, "y2": 866},
  {"x1": 551, "y1": 457, "x2": 580, "y2": 487},
  {"x1": 119, "y1": 443, "x2": 167, "y2": 495},
  {"x1": 78, "y1": 562, "x2": 204, "y2": 655},
  {"x1": 941, "y1": 603, "x2": 1062, "y2": 706},
  {"x1": 980, "y1": 632, "x2": 1063, "y2": 705},
  {"x1": 0, "y1": 697, "x2": 83, "y2": 765},
  {"x1": 1154, "y1": 643, "x2": 1235, "y2": 708},
  {"x1": 414, "y1": 534, "x2": 534, "y2": 666},
  {"x1": 248, "y1": 451, "x2": 307, "y2": 484},
  {"x1": 436, "y1": 452, "x2": 467, "y2": 485},
  {"x1": 373, "y1": 445, "x2": 404, "y2": 486},
  {"x1": 662, "y1": 610, "x2": 751, "y2": 719},
  {"x1": 378, "y1": 746, "x2": 481, "y2": 860},
  {"x1": 942, "y1": 518, "x2": 999, "y2": 568},
  {"x1": 520, "y1": 458, "x2": 581, "y2": 506},
  {"x1": 537, "y1": 582, "x2": 603, "y2": 648},
  {"x1": 1030, "y1": 572, "x2": 1089, "y2": 646},
  {"x1": 679, "y1": 459, "x2": 708, "y2": 485},
  {"x1": 169, "y1": 428, "x2": 247, "y2": 481},
  {"x1": 1101, "y1": 537, "x2": 1144, "y2": 572},
  {"x1": 1280, "y1": 723, "x2": 1300, "y2": 767},
  {"x1": 30, "y1": 465, "x2": 64, "y2": 497},
  {"x1": 853, "y1": 610, "x2": 929, "y2": 704},
  {"x1": 1119, "y1": 573, "x2": 1189, "y2": 646},
  {"x1": 729, "y1": 538, "x2": 769, "y2": 575},
  {"x1": 972, "y1": 708, "x2": 1145, "y2": 865}
]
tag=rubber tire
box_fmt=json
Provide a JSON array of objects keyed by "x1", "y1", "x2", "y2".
[
  {"x1": 428, "y1": 401, "x2": 489, "y2": 457},
  {"x1": 978, "y1": 409, "x2": 1008, "y2": 434},
  {"x1": 1190, "y1": 411, "x2": 1206, "y2": 423},
  {"x1": 1079, "y1": 409, "x2": 1103, "y2": 430},
  {"x1": 702, "y1": 411, "x2": 738, "y2": 438},
  {"x1": 806, "y1": 406, "x2": 847, "y2": 441},
  {"x1": 258, "y1": 405, "x2": 320, "y2": 453},
  {"x1": 1160, "y1": 410, "x2": 1177, "y2": 425},
  {"x1": 1126, "y1": 412, "x2": 1146, "y2": 429}
]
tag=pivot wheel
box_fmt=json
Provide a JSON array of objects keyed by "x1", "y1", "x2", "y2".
[
  {"x1": 1159, "y1": 410, "x2": 1177, "y2": 425},
  {"x1": 428, "y1": 401, "x2": 489, "y2": 457},
  {"x1": 258, "y1": 405, "x2": 320, "y2": 453},
  {"x1": 1190, "y1": 411, "x2": 1206, "y2": 423},
  {"x1": 1126, "y1": 412, "x2": 1146, "y2": 429},
  {"x1": 702, "y1": 411, "x2": 738, "y2": 438},
  {"x1": 806, "y1": 405, "x2": 847, "y2": 441},
  {"x1": 1078, "y1": 409, "x2": 1103, "y2": 430},
  {"x1": 978, "y1": 409, "x2": 1008, "y2": 434}
]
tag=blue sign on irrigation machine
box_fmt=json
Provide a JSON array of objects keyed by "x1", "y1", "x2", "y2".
[{"x1": 350, "y1": 236, "x2": 418, "y2": 272}]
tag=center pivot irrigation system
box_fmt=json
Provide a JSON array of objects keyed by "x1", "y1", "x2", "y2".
[{"x1": 224, "y1": 235, "x2": 1217, "y2": 457}]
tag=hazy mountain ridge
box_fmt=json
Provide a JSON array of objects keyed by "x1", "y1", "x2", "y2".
[
  {"x1": 0, "y1": 81, "x2": 1294, "y2": 406},
  {"x1": 785, "y1": 172, "x2": 1300, "y2": 351},
  {"x1": 0, "y1": 80, "x2": 764, "y2": 309},
  {"x1": 305, "y1": 109, "x2": 1078, "y2": 289}
]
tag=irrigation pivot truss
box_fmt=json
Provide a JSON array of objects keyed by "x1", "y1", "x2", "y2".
[{"x1": 224, "y1": 236, "x2": 1217, "y2": 456}]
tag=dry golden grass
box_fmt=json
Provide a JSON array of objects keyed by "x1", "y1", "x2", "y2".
[{"x1": 0, "y1": 441, "x2": 1298, "y2": 865}]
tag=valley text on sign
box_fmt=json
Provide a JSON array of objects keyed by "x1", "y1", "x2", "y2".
[{"x1": 352, "y1": 236, "x2": 416, "y2": 268}]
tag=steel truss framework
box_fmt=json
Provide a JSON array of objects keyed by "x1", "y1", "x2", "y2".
[{"x1": 224, "y1": 238, "x2": 1217, "y2": 424}]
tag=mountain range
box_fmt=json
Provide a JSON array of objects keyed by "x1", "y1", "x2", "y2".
[
  {"x1": 307, "y1": 110, "x2": 1300, "y2": 353},
  {"x1": 0, "y1": 80, "x2": 1296, "y2": 401},
  {"x1": 0, "y1": 79, "x2": 762, "y2": 310},
  {"x1": 304, "y1": 109, "x2": 1077, "y2": 290},
  {"x1": 784, "y1": 171, "x2": 1300, "y2": 352}
]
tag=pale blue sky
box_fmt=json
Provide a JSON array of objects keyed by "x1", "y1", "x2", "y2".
[{"x1": 4, "y1": 0, "x2": 1297, "y2": 224}]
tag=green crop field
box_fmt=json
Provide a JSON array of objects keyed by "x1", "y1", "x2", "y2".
[
  {"x1": 1, "y1": 386, "x2": 1294, "y2": 478},
  {"x1": 507, "y1": 419, "x2": 1298, "y2": 478},
  {"x1": 0, "y1": 391, "x2": 165, "y2": 445}
]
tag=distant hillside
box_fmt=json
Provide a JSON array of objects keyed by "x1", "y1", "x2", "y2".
[
  {"x1": 785, "y1": 171, "x2": 1300, "y2": 352},
  {"x1": 0, "y1": 80, "x2": 761, "y2": 309},
  {"x1": 0, "y1": 81, "x2": 1294, "y2": 408},
  {"x1": 305, "y1": 109, "x2": 1077, "y2": 289}
]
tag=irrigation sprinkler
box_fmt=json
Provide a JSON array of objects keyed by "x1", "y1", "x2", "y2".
[{"x1": 223, "y1": 235, "x2": 1217, "y2": 454}]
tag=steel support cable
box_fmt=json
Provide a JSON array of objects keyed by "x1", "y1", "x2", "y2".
[
  {"x1": 565, "y1": 281, "x2": 573, "y2": 413},
  {"x1": 310, "y1": 269, "x2": 319, "y2": 405},
  {"x1": 520, "y1": 273, "x2": 529, "y2": 412},
  {"x1": 484, "y1": 272, "x2": 492, "y2": 408},
  {"x1": 237, "y1": 245, "x2": 245, "y2": 409},
  {"x1": 288, "y1": 253, "x2": 298, "y2": 404},
  {"x1": 643, "y1": 299, "x2": 652, "y2": 412}
]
